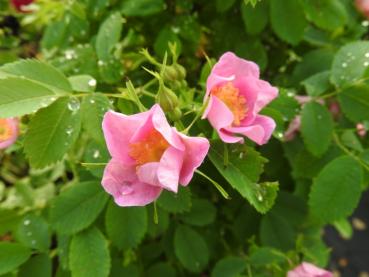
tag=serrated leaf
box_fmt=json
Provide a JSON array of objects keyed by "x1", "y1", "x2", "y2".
[
  {"x1": 174, "y1": 225, "x2": 209, "y2": 273},
  {"x1": 331, "y1": 41, "x2": 369, "y2": 87},
  {"x1": 24, "y1": 97, "x2": 81, "y2": 169},
  {"x1": 50, "y1": 181, "x2": 108, "y2": 235},
  {"x1": 0, "y1": 242, "x2": 31, "y2": 275},
  {"x1": 68, "y1": 75, "x2": 96, "y2": 92},
  {"x1": 208, "y1": 141, "x2": 278, "y2": 213},
  {"x1": 120, "y1": 0, "x2": 165, "y2": 16},
  {"x1": 338, "y1": 84, "x2": 369, "y2": 122},
  {"x1": 81, "y1": 94, "x2": 112, "y2": 144},
  {"x1": 249, "y1": 247, "x2": 285, "y2": 266},
  {"x1": 260, "y1": 211, "x2": 296, "y2": 251},
  {"x1": 241, "y1": 0, "x2": 268, "y2": 35},
  {"x1": 309, "y1": 156, "x2": 362, "y2": 223},
  {"x1": 16, "y1": 214, "x2": 50, "y2": 252},
  {"x1": 270, "y1": 0, "x2": 307, "y2": 45},
  {"x1": 105, "y1": 201, "x2": 147, "y2": 249},
  {"x1": 301, "y1": 102, "x2": 333, "y2": 157},
  {"x1": 69, "y1": 227, "x2": 110, "y2": 277},
  {"x1": 96, "y1": 12, "x2": 122, "y2": 61},
  {"x1": 0, "y1": 78, "x2": 59, "y2": 118},
  {"x1": 179, "y1": 199, "x2": 216, "y2": 226},
  {"x1": 0, "y1": 59, "x2": 72, "y2": 93},
  {"x1": 157, "y1": 186, "x2": 191, "y2": 213},
  {"x1": 18, "y1": 254, "x2": 52, "y2": 277},
  {"x1": 211, "y1": 257, "x2": 247, "y2": 277},
  {"x1": 302, "y1": 0, "x2": 347, "y2": 31},
  {"x1": 302, "y1": 71, "x2": 331, "y2": 97}
]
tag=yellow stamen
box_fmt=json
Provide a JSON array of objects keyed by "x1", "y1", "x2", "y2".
[
  {"x1": 129, "y1": 129, "x2": 169, "y2": 166},
  {"x1": 211, "y1": 82, "x2": 247, "y2": 126},
  {"x1": 0, "y1": 119, "x2": 13, "y2": 142}
]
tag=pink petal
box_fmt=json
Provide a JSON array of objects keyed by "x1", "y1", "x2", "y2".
[
  {"x1": 136, "y1": 162, "x2": 161, "y2": 187},
  {"x1": 0, "y1": 118, "x2": 19, "y2": 149},
  {"x1": 206, "y1": 51, "x2": 260, "y2": 95},
  {"x1": 157, "y1": 146, "x2": 184, "y2": 192},
  {"x1": 102, "y1": 110, "x2": 150, "y2": 164},
  {"x1": 253, "y1": 79, "x2": 278, "y2": 113},
  {"x1": 102, "y1": 159, "x2": 162, "y2": 207},
  {"x1": 227, "y1": 115, "x2": 276, "y2": 145},
  {"x1": 177, "y1": 133, "x2": 210, "y2": 185},
  {"x1": 288, "y1": 262, "x2": 333, "y2": 277}
]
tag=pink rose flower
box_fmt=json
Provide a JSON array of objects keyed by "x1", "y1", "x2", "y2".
[
  {"x1": 0, "y1": 118, "x2": 19, "y2": 150},
  {"x1": 356, "y1": 123, "x2": 367, "y2": 137},
  {"x1": 356, "y1": 0, "x2": 369, "y2": 18},
  {"x1": 101, "y1": 104, "x2": 210, "y2": 207},
  {"x1": 202, "y1": 52, "x2": 278, "y2": 144},
  {"x1": 288, "y1": 262, "x2": 332, "y2": 277}
]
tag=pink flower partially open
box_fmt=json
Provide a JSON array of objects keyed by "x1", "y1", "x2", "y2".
[
  {"x1": 102, "y1": 104, "x2": 210, "y2": 207},
  {"x1": 288, "y1": 262, "x2": 332, "y2": 277},
  {"x1": 0, "y1": 118, "x2": 19, "y2": 150},
  {"x1": 202, "y1": 52, "x2": 278, "y2": 144}
]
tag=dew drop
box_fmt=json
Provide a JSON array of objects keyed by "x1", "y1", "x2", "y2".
[
  {"x1": 89, "y1": 98, "x2": 95, "y2": 104},
  {"x1": 257, "y1": 194, "x2": 263, "y2": 202},
  {"x1": 362, "y1": 20, "x2": 369, "y2": 27},
  {"x1": 23, "y1": 219, "x2": 31, "y2": 226},
  {"x1": 67, "y1": 98, "x2": 80, "y2": 113},
  {"x1": 66, "y1": 126, "x2": 74, "y2": 136},
  {"x1": 364, "y1": 61, "x2": 369, "y2": 67},
  {"x1": 287, "y1": 92, "x2": 295, "y2": 97},
  {"x1": 65, "y1": 50, "x2": 76, "y2": 60},
  {"x1": 98, "y1": 60, "x2": 104, "y2": 66},
  {"x1": 121, "y1": 185, "x2": 133, "y2": 196},
  {"x1": 365, "y1": 52, "x2": 369, "y2": 58},
  {"x1": 239, "y1": 152, "x2": 244, "y2": 159},
  {"x1": 26, "y1": 231, "x2": 32, "y2": 237},
  {"x1": 341, "y1": 62, "x2": 348, "y2": 68},
  {"x1": 276, "y1": 132, "x2": 283, "y2": 139},
  {"x1": 31, "y1": 240, "x2": 36, "y2": 245},
  {"x1": 88, "y1": 79, "x2": 97, "y2": 87},
  {"x1": 93, "y1": 150, "x2": 100, "y2": 159}
]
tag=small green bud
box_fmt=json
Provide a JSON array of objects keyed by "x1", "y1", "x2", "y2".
[
  {"x1": 169, "y1": 107, "x2": 182, "y2": 121},
  {"x1": 173, "y1": 63, "x2": 186, "y2": 80},
  {"x1": 156, "y1": 82, "x2": 179, "y2": 112}
]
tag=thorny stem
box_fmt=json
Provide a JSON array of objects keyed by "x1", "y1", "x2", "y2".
[{"x1": 195, "y1": 169, "x2": 230, "y2": 199}]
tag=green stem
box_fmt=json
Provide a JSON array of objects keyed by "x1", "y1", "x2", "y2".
[
  {"x1": 153, "y1": 201, "x2": 159, "y2": 224},
  {"x1": 183, "y1": 98, "x2": 209, "y2": 134},
  {"x1": 195, "y1": 169, "x2": 230, "y2": 199},
  {"x1": 80, "y1": 162, "x2": 107, "y2": 167},
  {"x1": 333, "y1": 132, "x2": 369, "y2": 172},
  {"x1": 223, "y1": 144, "x2": 229, "y2": 168}
]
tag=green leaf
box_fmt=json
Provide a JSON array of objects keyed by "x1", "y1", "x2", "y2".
[
  {"x1": 260, "y1": 211, "x2": 296, "y2": 251},
  {"x1": 157, "y1": 186, "x2": 191, "y2": 213},
  {"x1": 211, "y1": 257, "x2": 247, "y2": 277},
  {"x1": 50, "y1": 181, "x2": 108, "y2": 235},
  {"x1": 302, "y1": 0, "x2": 347, "y2": 31},
  {"x1": 302, "y1": 71, "x2": 331, "y2": 97},
  {"x1": 0, "y1": 59, "x2": 72, "y2": 92},
  {"x1": 105, "y1": 201, "x2": 147, "y2": 249},
  {"x1": 83, "y1": 141, "x2": 110, "y2": 178},
  {"x1": 0, "y1": 209, "x2": 21, "y2": 236},
  {"x1": 174, "y1": 225, "x2": 209, "y2": 273},
  {"x1": 331, "y1": 41, "x2": 369, "y2": 87},
  {"x1": 309, "y1": 156, "x2": 362, "y2": 223},
  {"x1": 301, "y1": 102, "x2": 334, "y2": 157},
  {"x1": 69, "y1": 227, "x2": 110, "y2": 277},
  {"x1": 24, "y1": 97, "x2": 81, "y2": 169},
  {"x1": 0, "y1": 242, "x2": 31, "y2": 275},
  {"x1": 241, "y1": 0, "x2": 268, "y2": 35},
  {"x1": 338, "y1": 84, "x2": 369, "y2": 122},
  {"x1": 18, "y1": 254, "x2": 52, "y2": 277},
  {"x1": 216, "y1": 0, "x2": 237, "y2": 12},
  {"x1": 179, "y1": 199, "x2": 216, "y2": 226},
  {"x1": 0, "y1": 78, "x2": 58, "y2": 118},
  {"x1": 249, "y1": 247, "x2": 286, "y2": 266},
  {"x1": 208, "y1": 141, "x2": 278, "y2": 213},
  {"x1": 81, "y1": 94, "x2": 112, "y2": 144},
  {"x1": 16, "y1": 214, "x2": 50, "y2": 252},
  {"x1": 96, "y1": 12, "x2": 123, "y2": 61},
  {"x1": 68, "y1": 75, "x2": 96, "y2": 93},
  {"x1": 270, "y1": 0, "x2": 307, "y2": 45},
  {"x1": 272, "y1": 192, "x2": 307, "y2": 227},
  {"x1": 333, "y1": 218, "x2": 353, "y2": 240},
  {"x1": 120, "y1": 0, "x2": 165, "y2": 16},
  {"x1": 146, "y1": 262, "x2": 176, "y2": 277}
]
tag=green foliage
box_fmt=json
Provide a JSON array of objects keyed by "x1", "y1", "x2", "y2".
[
  {"x1": 69, "y1": 227, "x2": 111, "y2": 277},
  {"x1": 212, "y1": 257, "x2": 247, "y2": 277},
  {"x1": 309, "y1": 156, "x2": 363, "y2": 223},
  {"x1": 105, "y1": 202, "x2": 147, "y2": 249},
  {"x1": 50, "y1": 181, "x2": 108, "y2": 235},
  {"x1": 174, "y1": 225, "x2": 209, "y2": 273},
  {"x1": 18, "y1": 254, "x2": 52, "y2": 277},
  {"x1": 24, "y1": 97, "x2": 82, "y2": 168},
  {"x1": 338, "y1": 84, "x2": 369, "y2": 122},
  {"x1": 0, "y1": 242, "x2": 31, "y2": 275},
  {"x1": 157, "y1": 187, "x2": 191, "y2": 213},
  {"x1": 301, "y1": 102, "x2": 334, "y2": 156}
]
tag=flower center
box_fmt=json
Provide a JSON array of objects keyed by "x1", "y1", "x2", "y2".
[
  {"x1": 0, "y1": 119, "x2": 13, "y2": 142},
  {"x1": 129, "y1": 129, "x2": 169, "y2": 166},
  {"x1": 211, "y1": 82, "x2": 247, "y2": 126}
]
